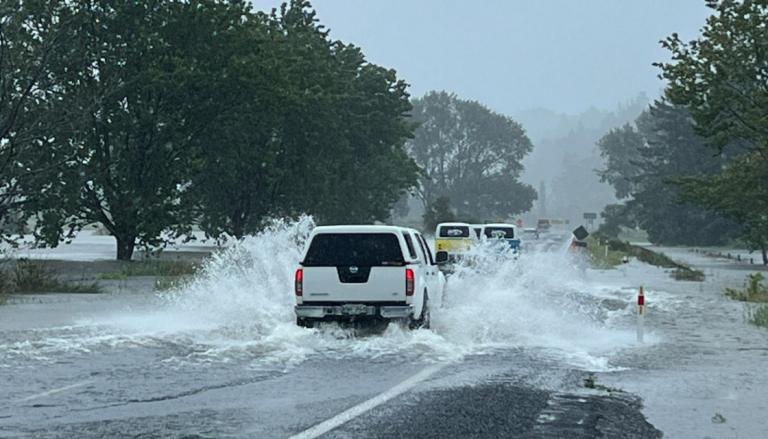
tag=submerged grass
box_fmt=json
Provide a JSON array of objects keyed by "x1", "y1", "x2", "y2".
[
  {"x1": 726, "y1": 274, "x2": 768, "y2": 329},
  {"x1": 725, "y1": 273, "x2": 768, "y2": 303},
  {"x1": 748, "y1": 305, "x2": 768, "y2": 328},
  {"x1": 153, "y1": 276, "x2": 189, "y2": 292},
  {"x1": 587, "y1": 234, "x2": 704, "y2": 281}
]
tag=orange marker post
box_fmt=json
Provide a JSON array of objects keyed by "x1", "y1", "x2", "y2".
[{"x1": 636, "y1": 286, "x2": 645, "y2": 343}]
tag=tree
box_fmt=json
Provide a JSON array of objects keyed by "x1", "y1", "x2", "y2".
[
  {"x1": 596, "y1": 124, "x2": 644, "y2": 199},
  {"x1": 597, "y1": 100, "x2": 737, "y2": 245},
  {"x1": 408, "y1": 91, "x2": 536, "y2": 221},
  {"x1": 0, "y1": 1, "x2": 77, "y2": 243},
  {"x1": 188, "y1": 1, "x2": 420, "y2": 237},
  {"x1": 658, "y1": 0, "x2": 768, "y2": 159},
  {"x1": 657, "y1": 1, "x2": 768, "y2": 254},
  {"x1": 422, "y1": 196, "x2": 455, "y2": 232},
  {"x1": 26, "y1": 0, "x2": 230, "y2": 260},
  {"x1": 679, "y1": 152, "x2": 768, "y2": 263}
]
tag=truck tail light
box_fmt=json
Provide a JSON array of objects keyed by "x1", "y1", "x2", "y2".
[
  {"x1": 405, "y1": 268, "x2": 414, "y2": 296},
  {"x1": 295, "y1": 268, "x2": 303, "y2": 296}
]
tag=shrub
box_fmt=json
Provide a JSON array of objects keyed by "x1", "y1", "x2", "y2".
[{"x1": 725, "y1": 273, "x2": 768, "y2": 303}]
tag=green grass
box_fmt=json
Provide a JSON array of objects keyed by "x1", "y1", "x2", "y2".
[
  {"x1": 672, "y1": 267, "x2": 706, "y2": 282},
  {"x1": 587, "y1": 234, "x2": 705, "y2": 281},
  {"x1": 725, "y1": 274, "x2": 768, "y2": 329},
  {"x1": 586, "y1": 236, "x2": 627, "y2": 268},
  {"x1": 99, "y1": 259, "x2": 198, "y2": 279},
  {"x1": 153, "y1": 276, "x2": 189, "y2": 291},
  {"x1": 748, "y1": 305, "x2": 768, "y2": 328},
  {"x1": 11, "y1": 259, "x2": 102, "y2": 294},
  {"x1": 725, "y1": 273, "x2": 768, "y2": 303}
]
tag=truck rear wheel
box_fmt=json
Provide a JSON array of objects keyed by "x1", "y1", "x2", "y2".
[{"x1": 408, "y1": 291, "x2": 430, "y2": 330}]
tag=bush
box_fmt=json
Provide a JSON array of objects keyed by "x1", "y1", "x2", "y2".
[
  {"x1": 748, "y1": 305, "x2": 768, "y2": 328},
  {"x1": 725, "y1": 273, "x2": 768, "y2": 303}
]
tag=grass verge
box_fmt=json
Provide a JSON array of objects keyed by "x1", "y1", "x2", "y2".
[
  {"x1": 9, "y1": 259, "x2": 102, "y2": 294},
  {"x1": 587, "y1": 234, "x2": 705, "y2": 281},
  {"x1": 99, "y1": 259, "x2": 198, "y2": 279}
]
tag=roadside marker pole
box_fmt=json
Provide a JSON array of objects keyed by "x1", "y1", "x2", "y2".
[{"x1": 636, "y1": 286, "x2": 645, "y2": 343}]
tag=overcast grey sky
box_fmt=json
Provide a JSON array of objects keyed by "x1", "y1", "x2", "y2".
[{"x1": 252, "y1": 1, "x2": 711, "y2": 115}]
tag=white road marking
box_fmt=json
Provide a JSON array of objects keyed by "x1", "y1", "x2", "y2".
[
  {"x1": 288, "y1": 364, "x2": 445, "y2": 439},
  {"x1": 20, "y1": 380, "x2": 93, "y2": 402}
]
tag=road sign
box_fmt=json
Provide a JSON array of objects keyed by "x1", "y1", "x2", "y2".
[{"x1": 572, "y1": 225, "x2": 589, "y2": 241}]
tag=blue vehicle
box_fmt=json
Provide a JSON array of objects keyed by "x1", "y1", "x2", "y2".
[{"x1": 480, "y1": 223, "x2": 521, "y2": 252}]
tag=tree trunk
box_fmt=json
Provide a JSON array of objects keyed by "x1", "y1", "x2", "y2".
[
  {"x1": 762, "y1": 244, "x2": 767, "y2": 265},
  {"x1": 115, "y1": 235, "x2": 135, "y2": 261}
]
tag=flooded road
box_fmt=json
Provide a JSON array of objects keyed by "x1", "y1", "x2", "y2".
[{"x1": 1, "y1": 224, "x2": 763, "y2": 438}]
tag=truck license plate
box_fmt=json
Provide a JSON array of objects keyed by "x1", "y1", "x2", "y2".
[{"x1": 341, "y1": 304, "x2": 367, "y2": 315}]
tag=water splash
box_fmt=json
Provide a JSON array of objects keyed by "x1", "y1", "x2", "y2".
[{"x1": 2, "y1": 220, "x2": 639, "y2": 372}]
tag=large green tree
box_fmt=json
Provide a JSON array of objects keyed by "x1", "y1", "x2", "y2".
[
  {"x1": 408, "y1": 91, "x2": 536, "y2": 221},
  {"x1": 658, "y1": 0, "x2": 768, "y2": 158},
  {"x1": 188, "y1": 1, "x2": 419, "y2": 238},
  {"x1": 597, "y1": 100, "x2": 737, "y2": 245},
  {"x1": 658, "y1": 0, "x2": 768, "y2": 256},
  {"x1": 26, "y1": 0, "x2": 232, "y2": 260}
]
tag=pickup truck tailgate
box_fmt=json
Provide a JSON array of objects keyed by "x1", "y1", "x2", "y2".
[{"x1": 302, "y1": 266, "x2": 405, "y2": 302}]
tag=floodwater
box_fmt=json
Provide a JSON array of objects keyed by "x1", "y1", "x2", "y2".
[{"x1": 0, "y1": 220, "x2": 765, "y2": 437}]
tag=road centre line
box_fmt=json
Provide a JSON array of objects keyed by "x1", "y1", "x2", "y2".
[
  {"x1": 19, "y1": 380, "x2": 93, "y2": 402},
  {"x1": 288, "y1": 364, "x2": 445, "y2": 439}
]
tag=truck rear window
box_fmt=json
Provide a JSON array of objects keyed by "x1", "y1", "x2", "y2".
[
  {"x1": 438, "y1": 226, "x2": 470, "y2": 238},
  {"x1": 303, "y1": 233, "x2": 405, "y2": 267},
  {"x1": 484, "y1": 227, "x2": 515, "y2": 239}
]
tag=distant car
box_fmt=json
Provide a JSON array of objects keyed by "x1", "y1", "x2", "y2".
[
  {"x1": 537, "y1": 218, "x2": 552, "y2": 233},
  {"x1": 434, "y1": 222, "x2": 474, "y2": 265},
  {"x1": 480, "y1": 223, "x2": 521, "y2": 252},
  {"x1": 294, "y1": 225, "x2": 444, "y2": 329},
  {"x1": 522, "y1": 228, "x2": 539, "y2": 240}
]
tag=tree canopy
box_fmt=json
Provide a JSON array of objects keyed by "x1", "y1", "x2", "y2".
[
  {"x1": 597, "y1": 100, "x2": 737, "y2": 246},
  {"x1": 408, "y1": 91, "x2": 536, "y2": 223},
  {"x1": 0, "y1": 0, "x2": 421, "y2": 259}
]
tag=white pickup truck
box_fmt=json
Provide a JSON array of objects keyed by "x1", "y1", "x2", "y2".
[{"x1": 294, "y1": 225, "x2": 444, "y2": 329}]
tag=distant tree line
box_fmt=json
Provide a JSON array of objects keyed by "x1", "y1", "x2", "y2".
[
  {"x1": 598, "y1": 1, "x2": 768, "y2": 263},
  {"x1": 0, "y1": 0, "x2": 419, "y2": 259}
]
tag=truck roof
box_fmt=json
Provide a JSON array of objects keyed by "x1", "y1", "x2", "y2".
[{"x1": 311, "y1": 225, "x2": 419, "y2": 235}]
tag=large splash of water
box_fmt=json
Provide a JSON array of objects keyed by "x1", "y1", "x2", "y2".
[{"x1": 2, "y1": 219, "x2": 638, "y2": 371}]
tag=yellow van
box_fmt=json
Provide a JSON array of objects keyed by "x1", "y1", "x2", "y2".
[{"x1": 435, "y1": 222, "x2": 474, "y2": 264}]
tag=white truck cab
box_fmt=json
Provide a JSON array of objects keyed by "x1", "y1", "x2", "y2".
[{"x1": 294, "y1": 225, "x2": 444, "y2": 329}]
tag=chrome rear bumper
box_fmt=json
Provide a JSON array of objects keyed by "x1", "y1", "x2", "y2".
[{"x1": 295, "y1": 304, "x2": 413, "y2": 319}]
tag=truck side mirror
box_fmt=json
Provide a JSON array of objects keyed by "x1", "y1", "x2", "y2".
[{"x1": 436, "y1": 251, "x2": 448, "y2": 264}]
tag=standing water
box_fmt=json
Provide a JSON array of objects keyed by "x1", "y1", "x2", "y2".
[{"x1": 0, "y1": 218, "x2": 638, "y2": 373}]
